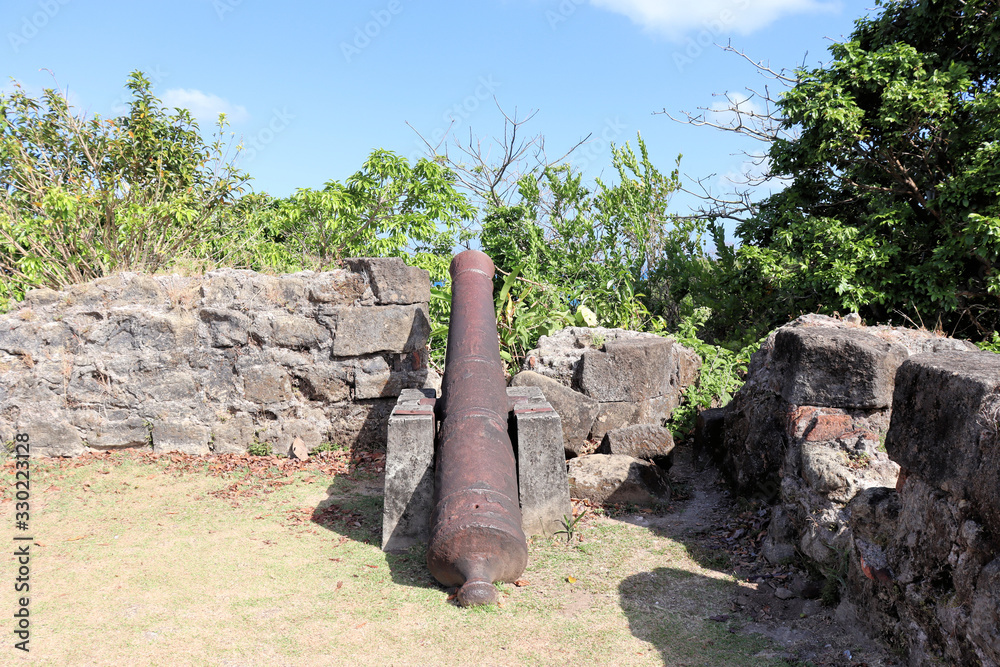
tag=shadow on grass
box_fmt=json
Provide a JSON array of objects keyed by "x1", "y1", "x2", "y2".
[
  {"x1": 311, "y1": 474, "x2": 439, "y2": 590},
  {"x1": 619, "y1": 567, "x2": 785, "y2": 667}
]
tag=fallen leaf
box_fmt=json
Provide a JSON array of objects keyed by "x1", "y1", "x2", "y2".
[
  {"x1": 365, "y1": 564, "x2": 378, "y2": 569},
  {"x1": 66, "y1": 535, "x2": 86, "y2": 541},
  {"x1": 34, "y1": 542, "x2": 45, "y2": 547},
  {"x1": 566, "y1": 576, "x2": 577, "y2": 583},
  {"x1": 513, "y1": 579, "x2": 529, "y2": 587},
  {"x1": 336, "y1": 581, "x2": 343, "y2": 590}
]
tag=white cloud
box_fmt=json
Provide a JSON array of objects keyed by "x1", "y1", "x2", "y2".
[
  {"x1": 160, "y1": 88, "x2": 250, "y2": 125},
  {"x1": 589, "y1": 0, "x2": 841, "y2": 41}
]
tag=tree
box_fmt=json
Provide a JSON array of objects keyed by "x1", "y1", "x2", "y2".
[
  {"x1": 273, "y1": 149, "x2": 474, "y2": 281},
  {"x1": 669, "y1": 0, "x2": 1000, "y2": 338},
  {"x1": 0, "y1": 71, "x2": 248, "y2": 309}
]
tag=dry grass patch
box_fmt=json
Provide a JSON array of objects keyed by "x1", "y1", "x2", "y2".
[{"x1": 2, "y1": 451, "x2": 794, "y2": 666}]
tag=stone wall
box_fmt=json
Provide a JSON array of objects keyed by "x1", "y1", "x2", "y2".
[
  {"x1": 714, "y1": 314, "x2": 1000, "y2": 665},
  {"x1": 0, "y1": 258, "x2": 435, "y2": 457},
  {"x1": 714, "y1": 314, "x2": 976, "y2": 566},
  {"x1": 846, "y1": 352, "x2": 1000, "y2": 666}
]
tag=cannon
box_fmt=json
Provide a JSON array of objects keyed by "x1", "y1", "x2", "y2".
[{"x1": 426, "y1": 250, "x2": 529, "y2": 606}]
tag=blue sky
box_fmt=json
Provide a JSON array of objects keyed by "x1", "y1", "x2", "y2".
[{"x1": 2, "y1": 0, "x2": 876, "y2": 238}]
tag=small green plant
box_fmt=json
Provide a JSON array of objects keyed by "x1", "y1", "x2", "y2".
[
  {"x1": 847, "y1": 450, "x2": 873, "y2": 470},
  {"x1": 820, "y1": 545, "x2": 852, "y2": 606},
  {"x1": 554, "y1": 510, "x2": 587, "y2": 543},
  {"x1": 247, "y1": 441, "x2": 272, "y2": 457},
  {"x1": 310, "y1": 441, "x2": 346, "y2": 455}
]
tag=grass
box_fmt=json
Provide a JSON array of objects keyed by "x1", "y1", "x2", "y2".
[{"x1": 2, "y1": 450, "x2": 796, "y2": 666}]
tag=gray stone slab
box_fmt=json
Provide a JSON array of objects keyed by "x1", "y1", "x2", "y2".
[
  {"x1": 382, "y1": 388, "x2": 437, "y2": 552},
  {"x1": 509, "y1": 387, "x2": 572, "y2": 536}
]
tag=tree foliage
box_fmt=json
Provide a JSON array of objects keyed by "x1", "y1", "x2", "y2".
[
  {"x1": 0, "y1": 72, "x2": 248, "y2": 309},
  {"x1": 723, "y1": 0, "x2": 1000, "y2": 336}
]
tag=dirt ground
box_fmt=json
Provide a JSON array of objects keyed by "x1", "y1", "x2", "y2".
[{"x1": 632, "y1": 445, "x2": 902, "y2": 667}]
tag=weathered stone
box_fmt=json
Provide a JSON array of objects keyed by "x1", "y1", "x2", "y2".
[
  {"x1": 886, "y1": 351, "x2": 1000, "y2": 539},
  {"x1": 567, "y1": 454, "x2": 670, "y2": 507},
  {"x1": 509, "y1": 386, "x2": 573, "y2": 536},
  {"x1": 772, "y1": 327, "x2": 909, "y2": 409},
  {"x1": 293, "y1": 365, "x2": 351, "y2": 402},
  {"x1": 761, "y1": 506, "x2": 798, "y2": 565},
  {"x1": 522, "y1": 327, "x2": 662, "y2": 386},
  {"x1": 302, "y1": 269, "x2": 371, "y2": 305},
  {"x1": 118, "y1": 274, "x2": 169, "y2": 306},
  {"x1": 211, "y1": 413, "x2": 255, "y2": 454},
  {"x1": 18, "y1": 416, "x2": 86, "y2": 457},
  {"x1": 199, "y1": 307, "x2": 250, "y2": 347},
  {"x1": 271, "y1": 315, "x2": 330, "y2": 350},
  {"x1": 326, "y1": 304, "x2": 430, "y2": 357},
  {"x1": 382, "y1": 389, "x2": 436, "y2": 552},
  {"x1": 141, "y1": 370, "x2": 197, "y2": 403},
  {"x1": 73, "y1": 411, "x2": 149, "y2": 450},
  {"x1": 509, "y1": 370, "x2": 599, "y2": 456},
  {"x1": 151, "y1": 420, "x2": 210, "y2": 455},
  {"x1": 848, "y1": 478, "x2": 1000, "y2": 666},
  {"x1": 590, "y1": 395, "x2": 676, "y2": 442},
  {"x1": 579, "y1": 337, "x2": 676, "y2": 402},
  {"x1": 24, "y1": 287, "x2": 61, "y2": 307},
  {"x1": 0, "y1": 261, "x2": 431, "y2": 460},
  {"x1": 596, "y1": 424, "x2": 675, "y2": 469},
  {"x1": 346, "y1": 257, "x2": 431, "y2": 305},
  {"x1": 241, "y1": 365, "x2": 292, "y2": 404}
]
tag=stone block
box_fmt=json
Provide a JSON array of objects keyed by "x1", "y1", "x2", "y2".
[
  {"x1": 886, "y1": 350, "x2": 1000, "y2": 539},
  {"x1": 772, "y1": 327, "x2": 909, "y2": 409},
  {"x1": 566, "y1": 454, "x2": 670, "y2": 507},
  {"x1": 579, "y1": 337, "x2": 675, "y2": 402},
  {"x1": 241, "y1": 365, "x2": 292, "y2": 404},
  {"x1": 596, "y1": 424, "x2": 675, "y2": 469},
  {"x1": 133, "y1": 311, "x2": 199, "y2": 351},
  {"x1": 509, "y1": 386, "x2": 572, "y2": 536},
  {"x1": 510, "y1": 370, "x2": 599, "y2": 456},
  {"x1": 293, "y1": 364, "x2": 351, "y2": 402},
  {"x1": 271, "y1": 315, "x2": 330, "y2": 350},
  {"x1": 211, "y1": 413, "x2": 255, "y2": 454},
  {"x1": 382, "y1": 388, "x2": 436, "y2": 552},
  {"x1": 152, "y1": 420, "x2": 211, "y2": 455},
  {"x1": 589, "y1": 395, "x2": 675, "y2": 442},
  {"x1": 306, "y1": 269, "x2": 370, "y2": 305},
  {"x1": 346, "y1": 257, "x2": 431, "y2": 305},
  {"x1": 199, "y1": 307, "x2": 250, "y2": 347},
  {"x1": 17, "y1": 414, "x2": 86, "y2": 457},
  {"x1": 326, "y1": 304, "x2": 430, "y2": 357}
]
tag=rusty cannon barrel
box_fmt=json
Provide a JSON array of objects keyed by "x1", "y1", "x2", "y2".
[{"x1": 426, "y1": 249, "x2": 528, "y2": 607}]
